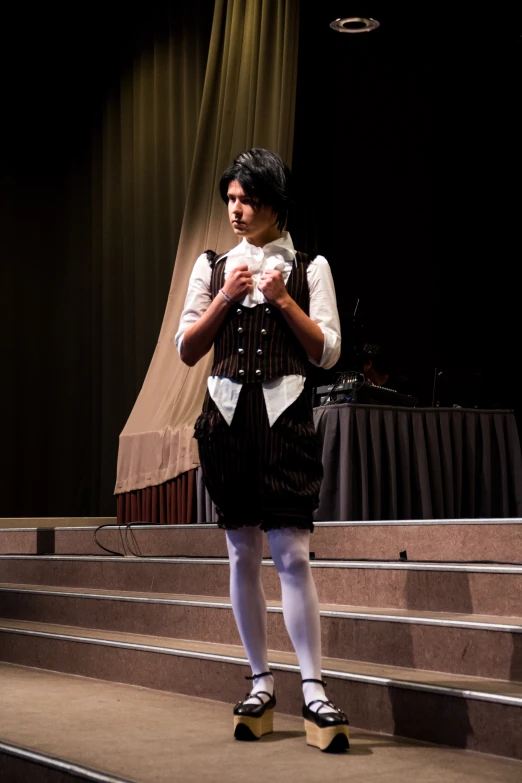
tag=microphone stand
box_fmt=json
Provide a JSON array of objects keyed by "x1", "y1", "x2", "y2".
[
  {"x1": 431, "y1": 368, "x2": 443, "y2": 407},
  {"x1": 350, "y1": 299, "x2": 365, "y2": 400}
]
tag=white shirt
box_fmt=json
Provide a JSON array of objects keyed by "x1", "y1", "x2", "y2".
[{"x1": 175, "y1": 233, "x2": 341, "y2": 426}]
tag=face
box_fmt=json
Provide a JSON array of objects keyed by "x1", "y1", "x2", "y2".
[{"x1": 227, "y1": 180, "x2": 280, "y2": 246}]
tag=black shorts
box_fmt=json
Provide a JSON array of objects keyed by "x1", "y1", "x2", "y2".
[{"x1": 194, "y1": 383, "x2": 323, "y2": 531}]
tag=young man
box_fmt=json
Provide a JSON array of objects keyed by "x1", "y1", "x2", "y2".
[{"x1": 176, "y1": 149, "x2": 349, "y2": 752}]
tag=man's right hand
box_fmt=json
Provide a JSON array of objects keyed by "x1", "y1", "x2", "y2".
[{"x1": 222, "y1": 264, "x2": 254, "y2": 302}]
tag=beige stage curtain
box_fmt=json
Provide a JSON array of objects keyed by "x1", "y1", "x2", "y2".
[{"x1": 115, "y1": 0, "x2": 300, "y2": 498}]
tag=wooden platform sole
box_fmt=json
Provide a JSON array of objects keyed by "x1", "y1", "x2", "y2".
[
  {"x1": 234, "y1": 708, "x2": 275, "y2": 740},
  {"x1": 304, "y1": 718, "x2": 350, "y2": 753}
]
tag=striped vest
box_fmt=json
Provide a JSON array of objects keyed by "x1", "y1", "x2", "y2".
[{"x1": 208, "y1": 251, "x2": 312, "y2": 382}]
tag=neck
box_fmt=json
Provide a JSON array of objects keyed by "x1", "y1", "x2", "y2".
[{"x1": 245, "y1": 228, "x2": 283, "y2": 248}]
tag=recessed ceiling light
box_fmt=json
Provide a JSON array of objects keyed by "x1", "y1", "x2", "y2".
[{"x1": 330, "y1": 17, "x2": 380, "y2": 34}]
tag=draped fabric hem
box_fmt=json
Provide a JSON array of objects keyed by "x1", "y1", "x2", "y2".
[{"x1": 114, "y1": 426, "x2": 200, "y2": 495}]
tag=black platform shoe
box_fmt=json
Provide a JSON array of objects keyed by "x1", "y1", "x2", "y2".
[
  {"x1": 233, "y1": 671, "x2": 276, "y2": 741},
  {"x1": 302, "y1": 678, "x2": 350, "y2": 752}
]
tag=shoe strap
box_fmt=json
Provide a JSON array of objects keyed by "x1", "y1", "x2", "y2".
[
  {"x1": 301, "y1": 678, "x2": 327, "y2": 686},
  {"x1": 241, "y1": 691, "x2": 272, "y2": 706},
  {"x1": 246, "y1": 671, "x2": 273, "y2": 681},
  {"x1": 306, "y1": 698, "x2": 340, "y2": 713}
]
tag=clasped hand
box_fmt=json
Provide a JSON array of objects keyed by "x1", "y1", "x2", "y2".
[
  {"x1": 222, "y1": 265, "x2": 254, "y2": 301},
  {"x1": 222, "y1": 266, "x2": 289, "y2": 307},
  {"x1": 258, "y1": 269, "x2": 289, "y2": 307}
]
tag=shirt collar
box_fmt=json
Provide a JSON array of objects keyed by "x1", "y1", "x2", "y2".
[{"x1": 227, "y1": 232, "x2": 297, "y2": 265}]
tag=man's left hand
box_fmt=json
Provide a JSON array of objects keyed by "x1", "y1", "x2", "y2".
[{"x1": 258, "y1": 269, "x2": 291, "y2": 308}]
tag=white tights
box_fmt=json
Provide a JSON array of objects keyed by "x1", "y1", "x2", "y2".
[{"x1": 225, "y1": 526, "x2": 327, "y2": 710}]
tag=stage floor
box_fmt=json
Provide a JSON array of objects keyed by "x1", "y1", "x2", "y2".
[{"x1": 1, "y1": 663, "x2": 521, "y2": 783}]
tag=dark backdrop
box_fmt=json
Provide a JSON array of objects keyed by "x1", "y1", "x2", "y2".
[
  {"x1": 292, "y1": 3, "x2": 521, "y2": 414},
  {"x1": 1, "y1": 3, "x2": 214, "y2": 518},
  {"x1": 2, "y1": 3, "x2": 520, "y2": 517}
]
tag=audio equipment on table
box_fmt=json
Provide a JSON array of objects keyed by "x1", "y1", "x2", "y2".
[{"x1": 314, "y1": 381, "x2": 418, "y2": 408}]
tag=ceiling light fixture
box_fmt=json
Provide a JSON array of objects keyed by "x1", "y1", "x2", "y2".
[{"x1": 330, "y1": 17, "x2": 380, "y2": 34}]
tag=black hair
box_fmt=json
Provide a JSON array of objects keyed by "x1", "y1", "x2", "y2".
[
  {"x1": 219, "y1": 148, "x2": 292, "y2": 231},
  {"x1": 362, "y1": 343, "x2": 390, "y2": 374}
]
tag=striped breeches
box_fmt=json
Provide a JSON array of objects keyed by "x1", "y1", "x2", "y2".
[{"x1": 194, "y1": 383, "x2": 323, "y2": 531}]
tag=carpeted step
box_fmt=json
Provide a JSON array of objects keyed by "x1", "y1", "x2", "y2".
[
  {"x1": 1, "y1": 520, "x2": 521, "y2": 562},
  {"x1": 0, "y1": 517, "x2": 116, "y2": 531},
  {"x1": 0, "y1": 622, "x2": 520, "y2": 761},
  {"x1": 2, "y1": 663, "x2": 522, "y2": 783},
  {"x1": 0, "y1": 584, "x2": 520, "y2": 680},
  {"x1": 0, "y1": 555, "x2": 520, "y2": 616}
]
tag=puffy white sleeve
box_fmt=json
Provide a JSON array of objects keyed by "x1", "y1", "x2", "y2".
[
  {"x1": 307, "y1": 255, "x2": 342, "y2": 369},
  {"x1": 174, "y1": 253, "x2": 213, "y2": 356}
]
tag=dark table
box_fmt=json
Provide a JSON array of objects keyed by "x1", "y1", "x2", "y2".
[{"x1": 314, "y1": 404, "x2": 522, "y2": 521}]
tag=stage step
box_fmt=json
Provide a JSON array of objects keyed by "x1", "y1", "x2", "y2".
[
  {"x1": 0, "y1": 621, "x2": 520, "y2": 761},
  {"x1": 1, "y1": 520, "x2": 522, "y2": 561},
  {"x1": 1, "y1": 521, "x2": 520, "y2": 765},
  {"x1": 2, "y1": 663, "x2": 521, "y2": 783},
  {"x1": 0, "y1": 517, "x2": 116, "y2": 530},
  {"x1": 0, "y1": 554, "x2": 520, "y2": 616},
  {"x1": 1, "y1": 584, "x2": 521, "y2": 681}
]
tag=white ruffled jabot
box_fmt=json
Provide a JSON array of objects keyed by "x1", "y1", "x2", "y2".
[{"x1": 224, "y1": 234, "x2": 295, "y2": 309}]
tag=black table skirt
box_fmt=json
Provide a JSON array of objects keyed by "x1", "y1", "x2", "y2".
[
  {"x1": 314, "y1": 404, "x2": 522, "y2": 521},
  {"x1": 196, "y1": 404, "x2": 522, "y2": 522}
]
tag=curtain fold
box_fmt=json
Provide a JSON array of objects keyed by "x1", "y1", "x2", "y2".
[
  {"x1": 117, "y1": 470, "x2": 197, "y2": 525},
  {"x1": 82, "y1": 4, "x2": 213, "y2": 514},
  {"x1": 115, "y1": 0, "x2": 301, "y2": 500}
]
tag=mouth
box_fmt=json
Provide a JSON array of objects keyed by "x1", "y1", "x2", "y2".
[{"x1": 232, "y1": 220, "x2": 245, "y2": 227}]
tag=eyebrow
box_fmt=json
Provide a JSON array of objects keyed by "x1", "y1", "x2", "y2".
[{"x1": 227, "y1": 192, "x2": 254, "y2": 200}]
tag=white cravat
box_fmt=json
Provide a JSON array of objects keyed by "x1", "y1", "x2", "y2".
[{"x1": 225, "y1": 238, "x2": 290, "y2": 308}]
